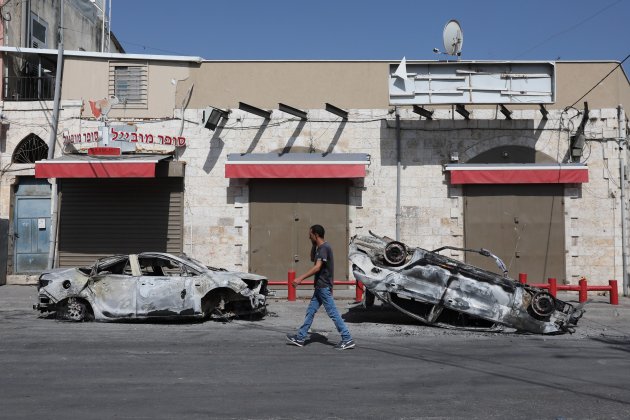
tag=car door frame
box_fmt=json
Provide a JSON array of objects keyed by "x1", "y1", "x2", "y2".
[
  {"x1": 135, "y1": 254, "x2": 196, "y2": 318},
  {"x1": 86, "y1": 255, "x2": 138, "y2": 319}
]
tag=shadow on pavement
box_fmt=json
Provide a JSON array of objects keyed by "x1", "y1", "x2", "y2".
[
  {"x1": 341, "y1": 303, "x2": 422, "y2": 326},
  {"x1": 305, "y1": 332, "x2": 334, "y2": 347},
  {"x1": 589, "y1": 335, "x2": 630, "y2": 354}
]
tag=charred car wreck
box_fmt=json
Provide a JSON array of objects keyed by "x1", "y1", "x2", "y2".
[
  {"x1": 35, "y1": 252, "x2": 268, "y2": 322},
  {"x1": 349, "y1": 233, "x2": 583, "y2": 334}
]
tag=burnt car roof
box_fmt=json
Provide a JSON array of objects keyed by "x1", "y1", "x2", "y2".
[
  {"x1": 87, "y1": 253, "x2": 208, "y2": 273},
  {"x1": 349, "y1": 232, "x2": 583, "y2": 334}
]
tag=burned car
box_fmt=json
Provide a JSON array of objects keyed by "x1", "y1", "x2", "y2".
[
  {"x1": 35, "y1": 252, "x2": 268, "y2": 321},
  {"x1": 349, "y1": 233, "x2": 583, "y2": 334}
]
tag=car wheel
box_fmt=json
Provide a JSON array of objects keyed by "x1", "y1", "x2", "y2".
[
  {"x1": 62, "y1": 298, "x2": 91, "y2": 322},
  {"x1": 384, "y1": 241, "x2": 408, "y2": 266}
]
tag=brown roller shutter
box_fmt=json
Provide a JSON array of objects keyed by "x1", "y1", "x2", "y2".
[
  {"x1": 249, "y1": 179, "x2": 349, "y2": 282},
  {"x1": 464, "y1": 184, "x2": 565, "y2": 282},
  {"x1": 57, "y1": 178, "x2": 183, "y2": 267}
]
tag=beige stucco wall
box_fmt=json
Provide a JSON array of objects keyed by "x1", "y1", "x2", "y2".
[
  {"x1": 62, "y1": 58, "x2": 192, "y2": 119},
  {"x1": 182, "y1": 61, "x2": 389, "y2": 110},
  {"x1": 57, "y1": 57, "x2": 630, "y2": 116},
  {"x1": 178, "y1": 60, "x2": 630, "y2": 112},
  {"x1": 556, "y1": 62, "x2": 630, "y2": 110}
]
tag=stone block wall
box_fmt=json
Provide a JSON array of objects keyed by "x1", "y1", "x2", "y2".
[
  {"x1": 1, "y1": 102, "x2": 627, "y2": 289},
  {"x1": 174, "y1": 106, "x2": 627, "y2": 286}
]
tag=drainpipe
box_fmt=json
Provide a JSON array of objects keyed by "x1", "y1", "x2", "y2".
[
  {"x1": 46, "y1": 0, "x2": 63, "y2": 270},
  {"x1": 395, "y1": 107, "x2": 401, "y2": 241},
  {"x1": 22, "y1": 0, "x2": 29, "y2": 48},
  {"x1": 619, "y1": 105, "x2": 628, "y2": 296}
]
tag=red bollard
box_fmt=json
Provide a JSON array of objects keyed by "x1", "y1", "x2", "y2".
[
  {"x1": 548, "y1": 278, "x2": 557, "y2": 297},
  {"x1": 287, "y1": 271, "x2": 296, "y2": 302},
  {"x1": 519, "y1": 273, "x2": 527, "y2": 284},
  {"x1": 578, "y1": 278, "x2": 588, "y2": 303},
  {"x1": 609, "y1": 280, "x2": 619, "y2": 305},
  {"x1": 355, "y1": 281, "x2": 364, "y2": 303}
]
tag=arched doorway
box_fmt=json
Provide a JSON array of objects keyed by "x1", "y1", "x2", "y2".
[{"x1": 12, "y1": 134, "x2": 51, "y2": 273}]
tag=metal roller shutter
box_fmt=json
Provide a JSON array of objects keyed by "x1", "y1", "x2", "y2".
[
  {"x1": 249, "y1": 179, "x2": 349, "y2": 282},
  {"x1": 464, "y1": 184, "x2": 566, "y2": 282},
  {"x1": 57, "y1": 178, "x2": 183, "y2": 267}
]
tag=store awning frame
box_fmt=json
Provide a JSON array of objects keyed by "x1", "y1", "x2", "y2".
[
  {"x1": 225, "y1": 153, "x2": 370, "y2": 179},
  {"x1": 445, "y1": 163, "x2": 589, "y2": 184},
  {"x1": 35, "y1": 154, "x2": 171, "y2": 178}
]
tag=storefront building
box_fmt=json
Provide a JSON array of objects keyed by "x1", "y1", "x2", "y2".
[{"x1": 0, "y1": 48, "x2": 628, "y2": 294}]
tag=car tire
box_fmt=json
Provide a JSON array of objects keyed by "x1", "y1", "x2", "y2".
[
  {"x1": 61, "y1": 298, "x2": 92, "y2": 322},
  {"x1": 383, "y1": 241, "x2": 408, "y2": 266}
]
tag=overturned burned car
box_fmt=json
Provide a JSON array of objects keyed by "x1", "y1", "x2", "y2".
[
  {"x1": 35, "y1": 252, "x2": 268, "y2": 322},
  {"x1": 349, "y1": 233, "x2": 583, "y2": 334}
]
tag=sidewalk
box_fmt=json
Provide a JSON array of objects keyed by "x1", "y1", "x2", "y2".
[
  {"x1": 268, "y1": 285, "x2": 361, "y2": 301},
  {"x1": 3, "y1": 284, "x2": 629, "y2": 336}
]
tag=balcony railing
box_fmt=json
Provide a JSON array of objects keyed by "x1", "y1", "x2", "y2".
[{"x1": 3, "y1": 76, "x2": 55, "y2": 101}]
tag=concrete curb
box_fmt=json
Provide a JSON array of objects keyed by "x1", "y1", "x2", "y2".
[{"x1": 6, "y1": 275, "x2": 38, "y2": 285}]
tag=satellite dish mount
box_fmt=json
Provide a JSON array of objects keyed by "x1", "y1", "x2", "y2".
[{"x1": 433, "y1": 19, "x2": 463, "y2": 60}]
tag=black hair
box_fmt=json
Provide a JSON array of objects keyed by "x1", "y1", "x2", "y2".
[{"x1": 310, "y1": 224, "x2": 325, "y2": 238}]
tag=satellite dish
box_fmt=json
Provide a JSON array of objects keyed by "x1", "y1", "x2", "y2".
[{"x1": 442, "y1": 19, "x2": 463, "y2": 57}]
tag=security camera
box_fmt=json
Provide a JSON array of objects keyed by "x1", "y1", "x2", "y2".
[{"x1": 433, "y1": 48, "x2": 440, "y2": 53}]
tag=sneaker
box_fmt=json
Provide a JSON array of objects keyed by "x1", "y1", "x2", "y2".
[
  {"x1": 286, "y1": 334, "x2": 305, "y2": 347},
  {"x1": 334, "y1": 339, "x2": 355, "y2": 350}
]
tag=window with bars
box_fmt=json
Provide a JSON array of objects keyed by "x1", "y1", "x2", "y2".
[
  {"x1": 108, "y1": 62, "x2": 148, "y2": 108},
  {"x1": 12, "y1": 134, "x2": 48, "y2": 163}
]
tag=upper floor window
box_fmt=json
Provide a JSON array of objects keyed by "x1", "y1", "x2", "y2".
[
  {"x1": 109, "y1": 62, "x2": 148, "y2": 109},
  {"x1": 31, "y1": 14, "x2": 48, "y2": 49}
]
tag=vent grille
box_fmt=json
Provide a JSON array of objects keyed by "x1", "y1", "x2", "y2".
[{"x1": 108, "y1": 61, "x2": 148, "y2": 109}]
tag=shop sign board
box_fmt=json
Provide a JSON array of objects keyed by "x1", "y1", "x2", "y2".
[{"x1": 389, "y1": 61, "x2": 555, "y2": 105}]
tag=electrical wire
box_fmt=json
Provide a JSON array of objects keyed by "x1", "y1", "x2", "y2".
[
  {"x1": 566, "y1": 53, "x2": 630, "y2": 110},
  {"x1": 515, "y1": 0, "x2": 623, "y2": 59},
  {"x1": 600, "y1": 142, "x2": 621, "y2": 189},
  {"x1": 116, "y1": 38, "x2": 193, "y2": 57}
]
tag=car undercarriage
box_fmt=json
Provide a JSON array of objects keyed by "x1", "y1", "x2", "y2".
[{"x1": 349, "y1": 232, "x2": 584, "y2": 334}]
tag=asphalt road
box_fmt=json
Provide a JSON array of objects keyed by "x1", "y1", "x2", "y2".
[{"x1": 1, "y1": 285, "x2": 629, "y2": 420}]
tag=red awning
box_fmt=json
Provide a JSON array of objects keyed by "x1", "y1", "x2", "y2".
[
  {"x1": 225, "y1": 153, "x2": 370, "y2": 179},
  {"x1": 35, "y1": 155, "x2": 168, "y2": 178},
  {"x1": 445, "y1": 164, "x2": 589, "y2": 184}
]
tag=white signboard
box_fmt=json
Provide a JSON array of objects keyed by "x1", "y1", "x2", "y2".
[{"x1": 389, "y1": 61, "x2": 555, "y2": 105}]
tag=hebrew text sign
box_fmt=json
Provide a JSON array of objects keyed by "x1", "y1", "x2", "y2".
[
  {"x1": 110, "y1": 127, "x2": 186, "y2": 146},
  {"x1": 63, "y1": 131, "x2": 99, "y2": 144}
]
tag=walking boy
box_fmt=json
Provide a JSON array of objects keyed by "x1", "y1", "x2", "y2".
[{"x1": 286, "y1": 224, "x2": 355, "y2": 350}]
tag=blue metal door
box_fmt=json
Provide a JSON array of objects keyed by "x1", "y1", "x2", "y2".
[{"x1": 14, "y1": 179, "x2": 51, "y2": 273}]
